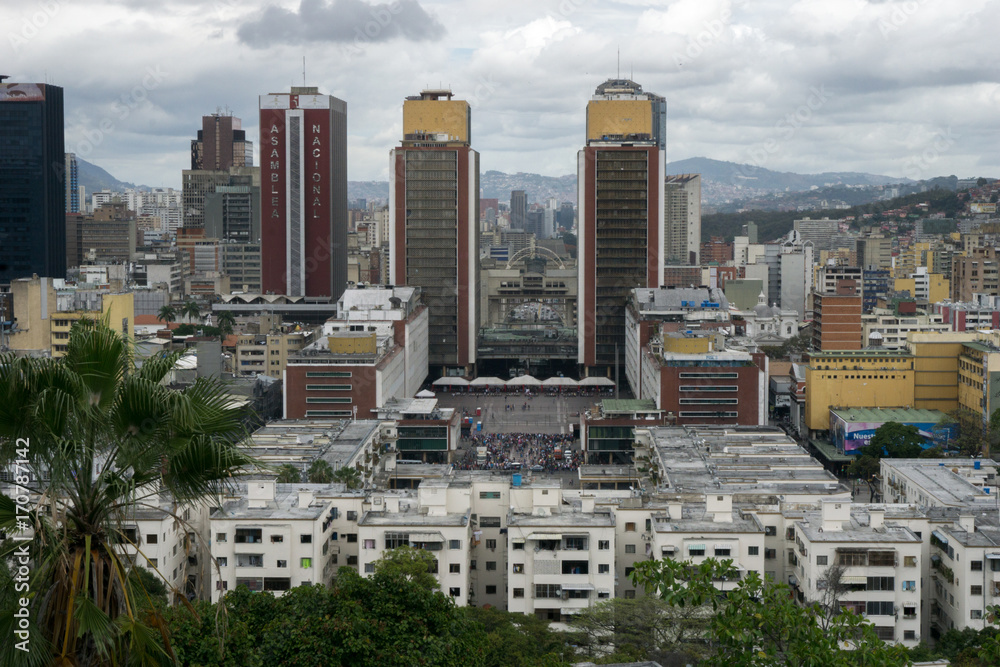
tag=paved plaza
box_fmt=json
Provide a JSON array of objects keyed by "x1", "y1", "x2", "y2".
[{"x1": 433, "y1": 390, "x2": 615, "y2": 436}]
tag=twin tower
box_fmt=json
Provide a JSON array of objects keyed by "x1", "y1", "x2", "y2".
[{"x1": 260, "y1": 80, "x2": 673, "y2": 379}]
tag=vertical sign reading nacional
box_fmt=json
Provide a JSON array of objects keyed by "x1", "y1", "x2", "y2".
[{"x1": 300, "y1": 96, "x2": 332, "y2": 297}]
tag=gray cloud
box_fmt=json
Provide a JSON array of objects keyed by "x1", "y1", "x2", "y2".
[{"x1": 237, "y1": 0, "x2": 445, "y2": 48}]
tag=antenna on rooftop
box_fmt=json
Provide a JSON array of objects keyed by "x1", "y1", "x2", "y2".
[
  {"x1": 617, "y1": 47, "x2": 620, "y2": 78},
  {"x1": 302, "y1": 56, "x2": 306, "y2": 86}
]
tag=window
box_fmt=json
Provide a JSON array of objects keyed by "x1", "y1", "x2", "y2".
[
  {"x1": 486, "y1": 561, "x2": 497, "y2": 571},
  {"x1": 972, "y1": 560, "x2": 983, "y2": 571},
  {"x1": 449, "y1": 588, "x2": 460, "y2": 597},
  {"x1": 714, "y1": 548, "x2": 730, "y2": 557},
  {"x1": 216, "y1": 533, "x2": 227, "y2": 543},
  {"x1": 972, "y1": 610, "x2": 983, "y2": 620},
  {"x1": 562, "y1": 560, "x2": 588, "y2": 575},
  {"x1": 235, "y1": 528, "x2": 261, "y2": 544},
  {"x1": 277, "y1": 560, "x2": 286, "y2": 568},
  {"x1": 903, "y1": 605, "x2": 917, "y2": 619},
  {"x1": 271, "y1": 535, "x2": 283, "y2": 543},
  {"x1": 765, "y1": 548, "x2": 776, "y2": 560},
  {"x1": 866, "y1": 601, "x2": 895, "y2": 616},
  {"x1": 972, "y1": 585, "x2": 983, "y2": 596},
  {"x1": 236, "y1": 554, "x2": 263, "y2": 568},
  {"x1": 216, "y1": 557, "x2": 226, "y2": 567},
  {"x1": 479, "y1": 491, "x2": 501, "y2": 499},
  {"x1": 816, "y1": 555, "x2": 828, "y2": 566},
  {"x1": 449, "y1": 564, "x2": 461, "y2": 573},
  {"x1": 365, "y1": 563, "x2": 375, "y2": 573},
  {"x1": 346, "y1": 511, "x2": 358, "y2": 521},
  {"x1": 875, "y1": 627, "x2": 894, "y2": 642},
  {"x1": 868, "y1": 551, "x2": 895, "y2": 567},
  {"x1": 301, "y1": 558, "x2": 312, "y2": 568},
  {"x1": 626, "y1": 545, "x2": 636, "y2": 554},
  {"x1": 624, "y1": 590, "x2": 636, "y2": 599},
  {"x1": 486, "y1": 539, "x2": 497, "y2": 550},
  {"x1": 513, "y1": 542, "x2": 524, "y2": 550},
  {"x1": 486, "y1": 585, "x2": 497, "y2": 594},
  {"x1": 449, "y1": 540, "x2": 461, "y2": 550},
  {"x1": 300, "y1": 535, "x2": 312, "y2": 544},
  {"x1": 689, "y1": 546, "x2": 706, "y2": 557},
  {"x1": 363, "y1": 539, "x2": 376, "y2": 549},
  {"x1": 513, "y1": 588, "x2": 524, "y2": 598},
  {"x1": 867, "y1": 576, "x2": 894, "y2": 591},
  {"x1": 625, "y1": 567, "x2": 634, "y2": 577},
  {"x1": 512, "y1": 563, "x2": 524, "y2": 574},
  {"x1": 216, "y1": 580, "x2": 229, "y2": 591},
  {"x1": 148, "y1": 558, "x2": 158, "y2": 568},
  {"x1": 346, "y1": 534, "x2": 357, "y2": 543},
  {"x1": 904, "y1": 630, "x2": 916, "y2": 641},
  {"x1": 748, "y1": 546, "x2": 759, "y2": 556},
  {"x1": 764, "y1": 526, "x2": 777, "y2": 536},
  {"x1": 535, "y1": 584, "x2": 560, "y2": 598},
  {"x1": 902, "y1": 580, "x2": 916, "y2": 591},
  {"x1": 147, "y1": 534, "x2": 158, "y2": 545},
  {"x1": 598, "y1": 590, "x2": 610, "y2": 599},
  {"x1": 598, "y1": 564, "x2": 610, "y2": 574},
  {"x1": 470, "y1": 560, "x2": 476, "y2": 570},
  {"x1": 599, "y1": 540, "x2": 610, "y2": 550},
  {"x1": 904, "y1": 556, "x2": 917, "y2": 567},
  {"x1": 625, "y1": 522, "x2": 636, "y2": 532},
  {"x1": 480, "y1": 517, "x2": 501, "y2": 528},
  {"x1": 565, "y1": 537, "x2": 587, "y2": 551}
]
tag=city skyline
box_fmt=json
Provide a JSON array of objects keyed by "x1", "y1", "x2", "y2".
[{"x1": 5, "y1": 0, "x2": 1000, "y2": 189}]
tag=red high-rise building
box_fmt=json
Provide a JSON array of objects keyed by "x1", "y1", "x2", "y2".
[
  {"x1": 577, "y1": 79, "x2": 666, "y2": 375},
  {"x1": 259, "y1": 87, "x2": 347, "y2": 299},
  {"x1": 389, "y1": 89, "x2": 479, "y2": 377}
]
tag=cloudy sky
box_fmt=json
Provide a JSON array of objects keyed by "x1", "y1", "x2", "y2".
[{"x1": 6, "y1": 0, "x2": 1000, "y2": 188}]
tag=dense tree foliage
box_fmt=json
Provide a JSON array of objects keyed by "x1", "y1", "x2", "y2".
[{"x1": 629, "y1": 557, "x2": 910, "y2": 666}]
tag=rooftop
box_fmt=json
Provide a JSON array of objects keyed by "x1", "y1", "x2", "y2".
[{"x1": 830, "y1": 407, "x2": 949, "y2": 423}]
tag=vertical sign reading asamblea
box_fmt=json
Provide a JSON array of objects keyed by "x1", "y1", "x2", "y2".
[{"x1": 260, "y1": 96, "x2": 287, "y2": 295}]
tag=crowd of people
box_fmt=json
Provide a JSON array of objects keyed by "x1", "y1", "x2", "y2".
[{"x1": 455, "y1": 432, "x2": 580, "y2": 472}]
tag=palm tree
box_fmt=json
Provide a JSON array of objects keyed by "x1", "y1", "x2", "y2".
[
  {"x1": 275, "y1": 464, "x2": 301, "y2": 484},
  {"x1": 0, "y1": 320, "x2": 256, "y2": 666},
  {"x1": 332, "y1": 465, "x2": 363, "y2": 490},
  {"x1": 157, "y1": 304, "x2": 176, "y2": 327},
  {"x1": 216, "y1": 310, "x2": 236, "y2": 339},
  {"x1": 179, "y1": 301, "x2": 201, "y2": 324},
  {"x1": 307, "y1": 459, "x2": 334, "y2": 484}
]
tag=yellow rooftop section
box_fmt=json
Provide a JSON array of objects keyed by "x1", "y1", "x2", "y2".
[
  {"x1": 402, "y1": 89, "x2": 470, "y2": 144},
  {"x1": 586, "y1": 99, "x2": 653, "y2": 142}
]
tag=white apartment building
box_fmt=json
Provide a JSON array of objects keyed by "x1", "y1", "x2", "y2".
[
  {"x1": 507, "y1": 491, "x2": 616, "y2": 628},
  {"x1": 787, "y1": 501, "x2": 923, "y2": 647},
  {"x1": 358, "y1": 486, "x2": 473, "y2": 605},
  {"x1": 209, "y1": 480, "x2": 366, "y2": 602},
  {"x1": 125, "y1": 496, "x2": 210, "y2": 603},
  {"x1": 862, "y1": 308, "x2": 948, "y2": 349}
]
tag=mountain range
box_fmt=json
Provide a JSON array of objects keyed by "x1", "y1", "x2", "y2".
[{"x1": 77, "y1": 156, "x2": 914, "y2": 207}]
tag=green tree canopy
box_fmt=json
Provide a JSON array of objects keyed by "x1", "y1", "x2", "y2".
[
  {"x1": 157, "y1": 304, "x2": 176, "y2": 325},
  {"x1": 332, "y1": 465, "x2": 363, "y2": 489},
  {"x1": 629, "y1": 557, "x2": 910, "y2": 666},
  {"x1": 306, "y1": 459, "x2": 334, "y2": 484},
  {"x1": 372, "y1": 546, "x2": 440, "y2": 591},
  {"x1": 275, "y1": 464, "x2": 301, "y2": 484}
]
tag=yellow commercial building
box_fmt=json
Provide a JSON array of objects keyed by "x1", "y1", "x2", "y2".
[
  {"x1": 7, "y1": 276, "x2": 134, "y2": 358},
  {"x1": 50, "y1": 292, "x2": 134, "y2": 358},
  {"x1": 804, "y1": 350, "x2": 915, "y2": 433},
  {"x1": 235, "y1": 330, "x2": 311, "y2": 379},
  {"x1": 908, "y1": 332, "x2": 977, "y2": 414}
]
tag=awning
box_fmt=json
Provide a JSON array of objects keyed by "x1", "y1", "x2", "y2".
[
  {"x1": 542, "y1": 377, "x2": 578, "y2": 386},
  {"x1": 840, "y1": 575, "x2": 868, "y2": 585},
  {"x1": 524, "y1": 533, "x2": 564, "y2": 540},
  {"x1": 931, "y1": 530, "x2": 949, "y2": 546},
  {"x1": 560, "y1": 583, "x2": 595, "y2": 591},
  {"x1": 470, "y1": 376, "x2": 506, "y2": 386},
  {"x1": 579, "y1": 376, "x2": 615, "y2": 386},
  {"x1": 713, "y1": 543, "x2": 734, "y2": 549},
  {"x1": 507, "y1": 375, "x2": 542, "y2": 386},
  {"x1": 986, "y1": 553, "x2": 1000, "y2": 560},
  {"x1": 408, "y1": 531, "x2": 445, "y2": 542},
  {"x1": 432, "y1": 377, "x2": 468, "y2": 386},
  {"x1": 687, "y1": 543, "x2": 706, "y2": 551}
]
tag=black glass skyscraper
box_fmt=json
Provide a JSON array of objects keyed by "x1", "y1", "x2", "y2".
[{"x1": 0, "y1": 79, "x2": 65, "y2": 283}]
